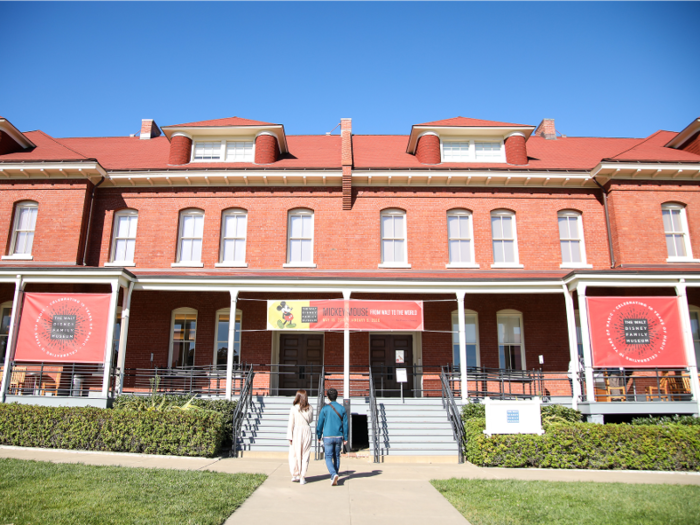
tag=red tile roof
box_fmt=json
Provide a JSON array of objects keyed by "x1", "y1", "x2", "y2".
[
  {"x1": 606, "y1": 130, "x2": 700, "y2": 163},
  {"x1": 415, "y1": 117, "x2": 531, "y2": 128},
  {"x1": 0, "y1": 130, "x2": 90, "y2": 163},
  {"x1": 167, "y1": 116, "x2": 277, "y2": 128}
]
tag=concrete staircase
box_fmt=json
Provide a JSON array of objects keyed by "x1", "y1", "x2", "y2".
[{"x1": 238, "y1": 396, "x2": 306, "y2": 454}]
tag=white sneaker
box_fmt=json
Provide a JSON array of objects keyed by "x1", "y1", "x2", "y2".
[
  {"x1": 300, "y1": 478, "x2": 307, "y2": 485},
  {"x1": 292, "y1": 476, "x2": 299, "y2": 482},
  {"x1": 332, "y1": 474, "x2": 339, "y2": 486}
]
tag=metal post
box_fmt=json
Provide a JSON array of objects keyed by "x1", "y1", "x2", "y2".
[
  {"x1": 456, "y1": 291, "x2": 468, "y2": 402},
  {"x1": 562, "y1": 285, "x2": 581, "y2": 409},
  {"x1": 576, "y1": 283, "x2": 596, "y2": 402},
  {"x1": 101, "y1": 281, "x2": 120, "y2": 397},
  {"x1": 0, "y1": 275, "x2": 24, "y2": 403},
  {"x1": 116, "y1": 281, "x2": 134, "y2": 395},
  {"x1": 225, "y1": 289, "x2": 239, "y2": 401},
  {"x1": 674, "y1": 282, "x2": 700, "y2": 414}
]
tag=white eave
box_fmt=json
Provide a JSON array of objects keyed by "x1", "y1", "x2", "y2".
[
  {"x1": 406, "y1": 125, "x2": 535, "y2": 154},
  {"x1": 104, "y1": 169, "x2": 343, "y2": 187},
  {"x1": 591, "y1": 162, "x2": 700, "y2": 183},
  {"x1": 161, "y1": 124, "x2": 289, "y2": 154},
  {"x1": 665, "y1": 118, "x2": 700, "y2": 149},
  {"x1": 0, "y1": 118, "x2": 36, "y2": 149},
  {"x1": 0, "y1": 161, "x2": 107, "y2": 183}
]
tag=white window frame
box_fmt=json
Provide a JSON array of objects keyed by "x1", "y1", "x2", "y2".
[
  {"x1": 440, "y1": 139, "x2": 506, "y2": 163},
  {"x1": 215, "y1": 209, "x2": 248, "y2": 268},
  {"x1": 558, "y1": 210, "x2": 592, "y2": 269},
  {"x1": 284, "y1": 209, "x2": 316, "y2": 268},
  {"x1": 451, "y1": 309, "x2": 480, "y2": 370},
  {"x1": 172, "y1": 209, "x2": 205, "y2": 268},
  {"x1": 497, "y1": 309, "x2": 526, "y2": 370},
  {"x1": 689, "y1": 305, "x2": 700, "y2": 368},
  {"x1": 213, "y1": 308, "x2": 243, "y2": 367},
  {"x1": 446, "y1": 209, "x2": 478, "y2": 269},
  {"x1": 662, "y1": 203, "x2": 697, "y2": 262},
  {"x1": 490, "y1": 209, "x2": 523, "y2": 268},
  {"x1": 4, "y1": 201, "x2": 38, "y2": 260},
  {"x1": 0, "y1": 300, "x2": 12, "y2": 364},
  {"x1": 379, "y1": 208, "x2": 410, "y2": 268},
  {"x1": 105, "y1": 209, "x2": 138, "y2": 267},
  {"x1": 190, "y1": 138, "x2": 255, "y2": 163},
  {"x1": 168, "y1": 307, "x2": 197, "y2": 368}
]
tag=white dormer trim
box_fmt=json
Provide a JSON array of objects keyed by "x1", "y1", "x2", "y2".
[
  {"x1": 0, "y1": 118, "x2": 36, "y2": 150},
  {"x1": 171, "y1": 132, "x2": 192, "y2": 140},
  {"x1": 440, "y1": 138, "x2": 507, "y2": 163},
  {"x1": 505, "y1": 131, "x2": 527, "y2": 139}
]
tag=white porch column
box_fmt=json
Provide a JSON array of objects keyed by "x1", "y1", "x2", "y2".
[
  {"x1": 562, "y1": 285, "x2": 581, "y2": 409},
  {"x1": 576, "y1": 283, "x2": 596, "y2": 402},
  {"x1": 225, "y1": 289, "x2": 239, "y2": 401},
  {"x1": 674, "y1": 282, "x2": 700, "y2": 414},
  {"x1": 456, "y1": 290, "x2": 468, "y2": 402},
  {"x1": 101, "y1": 280, "x2": 120, "y2": 397},
  {"x1": 116, "y1": 282, "x2": 134, "y2": 395},
  {"x1": 0, "y1": 275, "x2": 24, "y2": 403},
  {"x1": 342, "y1": 290, "x2": 352, "y2": 400}
]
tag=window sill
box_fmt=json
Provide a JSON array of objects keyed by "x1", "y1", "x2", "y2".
[
  {"x1": 215, "y1": 262, "x2": 248, "y2": 268},
  {"x1": 560, "y1": 263, "x2": 593, "y2": 269},
  {"x1": 171, "y1": 262, "x2": 204, "y2": 268},
  {"x1": 1, "y1": 255, "x2": 33, "y2": 261},
  {"x1": 446, "y1": 263, "x2": 480, "y2": 269},
  {"x1": 666, "y1": 258, "x2": 700, "y2": 263},
  {"x1": 378, "y1": 263, "x2": 412, "y2": 269},
  {"x1": 104, "y1": 261, "x2": 135, "y2": 267},
  {"x1": 490, "y1": 263, "x2": 524, "y2": 269},
  {"x1": 283, "y1": 263, "x2": 317, "y2": 268}
]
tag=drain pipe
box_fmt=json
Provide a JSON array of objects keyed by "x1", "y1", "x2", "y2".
[
  {"x1": 82, "y1": 176, "x2": 105, "y2": 266},
  {"x1": 592, "y1": 178, "x2": 615, "y2": 269}
]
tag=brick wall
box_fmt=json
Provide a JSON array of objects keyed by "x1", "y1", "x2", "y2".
[{"x1": 254, "y1": 134, "x2": 279, "y2": 164}]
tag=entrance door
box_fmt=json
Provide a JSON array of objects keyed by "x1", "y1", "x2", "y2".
[
  {"x1": 370, "y1": 334, "x2": 413, "y2": 397},
  {"x1": 279, "y1": 334, "x2": 323, "y2": 396}
]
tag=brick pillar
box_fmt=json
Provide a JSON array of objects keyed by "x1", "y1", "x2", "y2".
[
  {"x1": 169, "y1": 134, "x2": 192, "y2": 165},
  {"x1": 254, "y1": 133, "x2": 279, "y2": 164},
  {"x1": 341, "y1": 118, "x2": 353, "y2": 210},
  {"x1": 416, "y1": 133, "x2": 440, "y2": 164},
  {"x1": 505, "y1": 133, "x2": 528, "y2": 165},
  {"x1": 535, "y1": 118, "x2": 557, "y2": 140}
]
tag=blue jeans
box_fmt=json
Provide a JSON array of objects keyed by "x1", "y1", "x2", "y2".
[{"x1": 323, "y1": 437, "x2": 343, "y2": 478}]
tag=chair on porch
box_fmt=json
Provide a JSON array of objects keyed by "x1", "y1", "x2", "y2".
[
  {"x1": 645, "y1": 375, "x2": 671, "y2": 401},
  {"x1": 9, "y1": 366, "x2": 26, "y2": 394},
  {"x1": 603, "y1": 371, "x2": 627, "y2": 402},
  {"x1": 667, "y1": 376, "x2": 691, "y2": 401}
]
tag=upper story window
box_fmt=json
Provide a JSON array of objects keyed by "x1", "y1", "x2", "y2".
[
  {"x1": 497, "y1": 310, "x2": 525, "y2": 370},
  {"x1": 451, "y1": 310, "x2": 480, "y2": 369},
  {"x1": 662, "y1": 203, "x2": 694, "y2": 261},
  {"x1": 170, "y1": 307, "x2": 197, "y2": 368},
  {"x1": 447, "y1": 209, "x2": 476, "y2": 268},
  {"x1": 8, "y1": 201, "x2": 38, "y2": 258},
  {"x1": 491, "y1": 210, "x2": 522, "y2": 268},
  {"x1": 558, "y1": 210, "x2": 590, "y2": 268},
  {"x1": 175, "y1": 209, "x2": 204, "y2": 267},
  {"x1": 286, "y1": 209, "x2": 314, "y2": 267},
  {"x1": 109, "y1": 209, "x2": 138, "y2": 266},
  {"x1": 380, "y1": 209, "x2": 409, "y2": 267},
  {"x1": 441, "y1": 140, "x2": 505, "y2": 163},
  {"x1": 192, "y1": 140, "x2": 254, "y2": 162},
  {"x1": 218, "y1": 209, "x2": 247, "y2": 267}
]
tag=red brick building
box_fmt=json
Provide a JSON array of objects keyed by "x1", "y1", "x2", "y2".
[{"x1": 1, "y1": 113, "x2": 700, "y2": 423}]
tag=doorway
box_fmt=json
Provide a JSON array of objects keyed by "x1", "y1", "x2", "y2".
[
  {"x1": 279, "y1": 333, "x2": 323, "y2": 396},
  {"x1": 370, "y1": 334, "x2": 413, "y2": 397}
]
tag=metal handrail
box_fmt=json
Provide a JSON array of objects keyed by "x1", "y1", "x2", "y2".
[
  {"x1": 441, "y1": 366, "x2": 465, "y2": 464},
  {"x1": 369, "y1": 368, "x2": 381, "y2": 463},
  {"x1": 314, "y1": 366, "x2": 325, "y2": 461},
  {"x1": 231, "y1": 364, "x2": 254, "y2": 458}
]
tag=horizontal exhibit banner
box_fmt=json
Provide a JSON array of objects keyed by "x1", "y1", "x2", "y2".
[
  {"x1": 586, "y1": 296, "x2": 687, "y2": 368},
  {"x1": 267, "y1": 300, "x2": 424, "y2": 331},
  {"x1": 15, "y1": 293, "x2": 112, "y2": 363}
]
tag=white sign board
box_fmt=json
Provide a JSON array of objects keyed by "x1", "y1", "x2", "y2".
[
  {"x1": 395, "y1": 350, "x2": 404, "y2": 364},
  {"x1": 483, "y1": 397, "x2": 544, "y2": 437},
  {"x1": 396, "y1": 368, "x2": 407, "y2": 383}
]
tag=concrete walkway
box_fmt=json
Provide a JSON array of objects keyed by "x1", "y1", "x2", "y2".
[{"x1": 2, "y1": 446, "x2": 700, "y2": 525}]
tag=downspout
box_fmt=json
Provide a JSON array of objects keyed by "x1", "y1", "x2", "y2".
[
  {"x1": 592, "y1": 178, "x2": 616, "y2": 269},
  {"x1": 82, "y1": 176, "x2": 105, "y2": 266}
]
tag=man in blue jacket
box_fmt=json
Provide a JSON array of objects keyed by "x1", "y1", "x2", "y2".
[{"x1": 316, "y1": 387, "x2": 348, "y2": 486}]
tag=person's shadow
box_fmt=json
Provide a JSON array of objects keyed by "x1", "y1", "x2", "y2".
[{"x1": 302, "y1": 470, "x2": 382, "y2": 485}]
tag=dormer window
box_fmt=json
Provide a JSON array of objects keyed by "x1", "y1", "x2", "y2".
[
  {"x1": 192, "y1": 140, "x2": 254, "y2": 162},
  {"x1": 441, "y1": 140, "x2": 505, "y2": 163}
]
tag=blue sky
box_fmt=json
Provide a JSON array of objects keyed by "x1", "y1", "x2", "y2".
[{"x1": 2, "y1": 2, "x2": 698, "y2": 139}]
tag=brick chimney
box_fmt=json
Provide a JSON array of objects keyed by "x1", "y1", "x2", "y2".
[
  {"x1": 341, "y1": 118, "x2": 353, "y2": 210},
  {"x1": 535, "y1": 118, "x2": 556, "y2": 140},
  {"x1": 140, "y1": 119, "x2": 161, "y2": 140}
]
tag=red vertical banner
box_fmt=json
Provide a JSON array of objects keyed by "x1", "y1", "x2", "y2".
[
  {"x1": 14, "y1": 293, "x2": 112, "y2": 363},
  {"x1": 586, "y1": 297, "x2": 688, "y2": 368}
]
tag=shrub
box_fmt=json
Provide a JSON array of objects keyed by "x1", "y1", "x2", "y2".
[
  {"x1": 461, "y1": 402, "x2": 582, "y2": 425},
  {"x1": 630, "y1": 415, "x2": 700, "y2": 426},
  {"x1": 0, "y1": 404, "x2": 225, "y2": 457}
]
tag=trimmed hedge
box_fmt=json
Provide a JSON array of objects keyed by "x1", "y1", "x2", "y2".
[
  {"x1": 0, "y1": 404, "x2": 226, "y2": 457},
  {"x1": 630, "y1": 414, "x2": 700, "y2": 426}
]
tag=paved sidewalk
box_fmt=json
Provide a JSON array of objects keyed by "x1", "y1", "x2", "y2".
[{"x1": 2, "y1": 446, "x2": 700, "y2": 524}]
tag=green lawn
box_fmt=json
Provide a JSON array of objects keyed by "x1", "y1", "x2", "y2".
[
  {"x1": 431, "y1": 478, "x2": 700, "y2": 525},
  {"x1": 0, "y1": 458, "x2": 266, "y2": 525}
]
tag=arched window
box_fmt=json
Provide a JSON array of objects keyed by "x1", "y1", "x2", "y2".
[
  {"x1": 286, "y1": 209, "x2": 314, "y2": 266},
  {"x1": 169, "y1": 307, "x2": 197, "y2": 368},
  {"x1": 175, "y1": 209, "x2": 204, "y2": 266},
  {"x1": 213, "y1": 308, "x2": 243, "y2": 367},
  {"x1": 109, "y1": 209, "x2": 138, "y2": 265},
  {"x1": 380, "y1": 209, "x2": 409, "y2": 267},
  {"x1": 497, "y1": 309, "x2": 525, "y2": 370},
  {"x1": 558, "y1": 210, "x2": 590, "y2": 268},
  {"x1": 218, "y1": 209, "x2": 247, "y2": 266},
  {"x1": 447, "y1": 209, "x2": 476, "y2": 267},
  {"x1": 491, "y1": 209, "x2": 520, "y2": 267},
  {"x1": 8, "y1": 201, "x2": 38, "y2": 257},
  {"x1": 451, "y1": 309, "x2": 480, "y2": 369},
  {"x1": 662, "y1": 203, "x2": 693, "y2": 261}
]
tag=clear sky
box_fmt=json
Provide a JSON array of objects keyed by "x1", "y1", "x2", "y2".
[{"x1": 2, "y1": 2, "x2": 699, "y2": 139}]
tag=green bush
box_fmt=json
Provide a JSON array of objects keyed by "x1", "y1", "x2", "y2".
[
  {"x1": 461, "y1": 402, "x2": 582, "y2": 425},
  {"x1": 463, "y1": 417, "x2": 700, "y2": 471},
  {"x1": 0, "y1": 404, "x2": 225, "y2": 457},
  {"x1": 630, "y1": 414, "x2": 700, "y2": 426}
]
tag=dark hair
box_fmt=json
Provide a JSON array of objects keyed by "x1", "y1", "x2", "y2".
[
  {"x1": 326, "y1": 388, "x2": 338, "y2": 402},
  {"x1": 293, "y1": 390, "x2": 310, "y2": 412}
]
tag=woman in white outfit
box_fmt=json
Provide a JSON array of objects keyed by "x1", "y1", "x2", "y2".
[{"x1": 287, "y1": 389, "x2": 314, "y2": 484}]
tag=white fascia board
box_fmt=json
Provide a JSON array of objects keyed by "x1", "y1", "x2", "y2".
[
  {"x1": 665, "y1": 119, "x2": 700, "y2": 149},
  {"x1": 106, "y1": 169, "x2": 342, "y2": 187},
  {"x1": 0, "y1": 119, "x2": 36, "y2": 149},
  {"x1": 0, "y1": 161, "x2": 107, "y2": 179},
  {"x1": 563, "y1": 273, "x2": 698, "y2": 290},
  {"x1": 352, "y1": 170, "x2": 592, "y2": 188},
  {"x1": 592, "y1": 162, "x2": 700, "y2": 181}
]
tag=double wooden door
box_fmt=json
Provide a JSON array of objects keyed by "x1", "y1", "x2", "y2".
[
  {"x1": 279, "y1": 334, "x2": 323, "y2": 396},
  {"x1": 370, "y1": 334, "x2": 413, "y2": 397}
]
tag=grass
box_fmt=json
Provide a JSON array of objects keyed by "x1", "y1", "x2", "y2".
[
  {"x1": 0, "y1": 458, "x2": 266, "y2": 525},
  {"x1": 431, "y1": 478, "x2": 700, "y2": 525}
]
